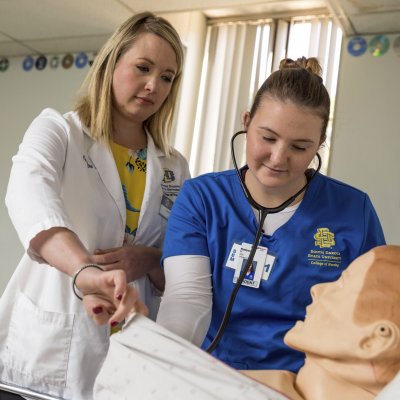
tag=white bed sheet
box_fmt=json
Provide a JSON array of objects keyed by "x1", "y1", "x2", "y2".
[{"x1": 94, "y1": 314, "x2": 290, "y2": 400}]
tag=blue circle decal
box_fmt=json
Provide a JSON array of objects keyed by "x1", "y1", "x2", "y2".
[
  {"x1": 75, "y1": 52, "x2": 88, "y2": 69},
  {"x1": 347, "y1": 36, "x2": 367, "y2": 57},
  {"x1": 23, "y1": 56, "x2": 34, "y2": 71}
]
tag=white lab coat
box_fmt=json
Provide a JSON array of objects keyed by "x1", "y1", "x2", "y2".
[{"x1": 0, "y1": 108, "x2": 190, "y2": 400}]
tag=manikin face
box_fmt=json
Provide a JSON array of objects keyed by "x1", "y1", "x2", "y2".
[
  {"x1": 112, "y1": 32, "x2": 177, "y2": 125},
  {"x1": 285, "y1": 251, "x2": 374, "y2": 359},
  {"x1": 244, "y1": 97, "x2": 323, "y2": 202}
]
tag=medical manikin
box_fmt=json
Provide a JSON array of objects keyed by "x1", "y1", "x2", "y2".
[{"x1": 93, "y1": 245, "x2": 400, "y2": 400}]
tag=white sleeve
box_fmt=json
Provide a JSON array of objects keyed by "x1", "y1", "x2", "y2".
[
  {"x1": 156, "y1": 255, "x2": 213, "y2": 346},
  {"x1": 5, "y1": 108, "x2": 74, "y2": 258}
]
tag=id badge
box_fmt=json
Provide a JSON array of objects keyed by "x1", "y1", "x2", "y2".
[
  {"x1": 233, "y1": 243, "x2": 267, "y2": 288},
  {"x1": 159, "y1": 194, "x2": 174, "y2": 220},
  {"x1": 262, "y1": 253, "x2": 276, "y2": 280}
]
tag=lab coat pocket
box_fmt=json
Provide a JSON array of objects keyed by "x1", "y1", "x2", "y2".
[{"x1": 4, "y1": 292, "x2": 74, "y2": 387}]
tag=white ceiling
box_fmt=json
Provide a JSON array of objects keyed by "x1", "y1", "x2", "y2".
[{"x1": 0, "y1": 0, "x2": 400, "y2": 57}]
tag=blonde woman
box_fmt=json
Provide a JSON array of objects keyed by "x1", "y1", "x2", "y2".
[{"x1": 1, "y1": 11, "x2": 189, "y2": 400}]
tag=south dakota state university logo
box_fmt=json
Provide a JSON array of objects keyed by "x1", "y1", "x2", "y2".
[
  {"x1": 307, "y1": 228, "x2": 341, "y2": 268},
  {"x1": 314, "y1": 227, "x2": 335, "y2": 248},
  {"x1": 163, "y1": 168, "x2": 175, "y2": 183}
]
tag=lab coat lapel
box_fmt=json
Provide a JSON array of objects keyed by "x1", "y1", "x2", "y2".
[
  {"x1": 88, "y1": 140, "x2": 126, "y2": 223},
  {"x1": 138, "y1": 133, "x2": 163, "y2": 226}
]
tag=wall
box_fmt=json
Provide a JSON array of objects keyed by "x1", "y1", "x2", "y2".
[
  {"x1": 329, "y1": 34, "x2": 400, "y2": 244},
  {"x1": 0, "y1": 11, "x2": 205, "y2": 295},
  {"x1": 0, "y1": 56, "x2": 89, "y2": 294},
  {"x1": 1, "y1": 25, "x2": 398, "y2": 296}
]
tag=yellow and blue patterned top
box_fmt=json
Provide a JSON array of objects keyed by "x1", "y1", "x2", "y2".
[{"x1": 111, "y1": 142, "x2": 147, "y2": 245}]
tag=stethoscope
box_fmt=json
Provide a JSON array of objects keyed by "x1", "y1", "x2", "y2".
[{"x1": 206, "y1": 130, "x2": 321, "y2": 353}]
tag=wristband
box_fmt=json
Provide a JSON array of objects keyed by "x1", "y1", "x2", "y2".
[{"x1": 72, "y1": 264, "x2": 104, "y2": 300}]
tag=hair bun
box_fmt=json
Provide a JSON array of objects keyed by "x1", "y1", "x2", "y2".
[{"x1": 279, "y1": 57, "x2": 322, "y2": 77}]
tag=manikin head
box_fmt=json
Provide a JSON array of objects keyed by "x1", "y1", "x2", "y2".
[{"x1": 285, "y1": 245, "x2": 400, "y2": 392}]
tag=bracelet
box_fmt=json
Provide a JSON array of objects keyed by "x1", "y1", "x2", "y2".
[{"x1": 72, "y1": 264, "x2": 104, "y2": 300}]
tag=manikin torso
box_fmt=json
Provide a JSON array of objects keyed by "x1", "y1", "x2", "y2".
[{"x1": 244, "y1": 356, "x2": 379, "y2": 400}]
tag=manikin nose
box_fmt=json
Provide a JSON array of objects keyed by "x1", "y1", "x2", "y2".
[{"x1": 310, "y1": 282, "x2": 327, "y2": 299}]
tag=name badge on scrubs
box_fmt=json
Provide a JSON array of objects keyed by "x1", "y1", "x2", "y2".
[
  {"x1": 159, "y1": 194, "x2": 174, "y2": 220},
  {"x1": 232, "y1": 243, "x2": 267, "y2": 288},
  {"x1": 262, "y1": 253, "x2": 276, "y2": 281},
  {"x1": 226, "y1": 242, "x2": 275, "y2": 288}
]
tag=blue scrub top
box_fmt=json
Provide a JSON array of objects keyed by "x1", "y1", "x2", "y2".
[{"x1": 162, "y1": 170, "x2": 385, "y2": 372}]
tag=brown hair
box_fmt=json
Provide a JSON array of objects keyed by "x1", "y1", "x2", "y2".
[
  {"x1": 74, "y1": 11, "x2": 184, "y2": 156},
  {"x1": 249, "y1": 57, "x2": 330, "y2": 142},
  {"x1": 354, "y1": 246, "x2": 400, "y2": 326},
  {"x1": 354, "y1": 245, "x2": 400, "y2": 383}
]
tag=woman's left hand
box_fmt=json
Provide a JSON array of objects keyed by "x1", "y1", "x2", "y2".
[
  {"x1": 92, "y1": 246, "x2": 161, "y2": 282},
  {"x1": 92, "y1": 246, "x2": 165, "y2": 291}
]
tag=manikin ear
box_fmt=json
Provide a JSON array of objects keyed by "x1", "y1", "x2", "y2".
[
  {"x1": 358, "y1": 320, "x2": 400, "y2": 360},
  {"x1": 242, "y1": 112, "x2": 251, "y2": 130}
]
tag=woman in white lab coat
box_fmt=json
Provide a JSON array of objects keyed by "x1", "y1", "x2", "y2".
[{"x1": 0, "y1": 11, "x2": 189, "y2": 400}]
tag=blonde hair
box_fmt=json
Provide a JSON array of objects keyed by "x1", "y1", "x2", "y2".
[
  {"x1": 74, "y1": 11, "x2": 184, "y2": 156},
  {"x1": 249, "y1": 57, "x2": 330, "y2": 142}
]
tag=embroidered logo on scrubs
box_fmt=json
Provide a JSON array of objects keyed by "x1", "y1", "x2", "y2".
[
  {"x1": 307, "y1": 228, "x2": 342, "y2": 268},
  {"x1": 163, "y1": 169, "x2": 175, "y2": 183},
  {"x1": 314, "y1": 228, "x2": 335, "y2": 248}
]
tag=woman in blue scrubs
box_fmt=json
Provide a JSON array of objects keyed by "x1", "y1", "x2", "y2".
[{"x1": 156, "y1": 56, "x2": 385, "y2": 372}]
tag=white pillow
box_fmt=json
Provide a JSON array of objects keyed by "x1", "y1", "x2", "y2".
[{"x1": 375, "y1": 371, "x2": 400, "y2": 400}]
